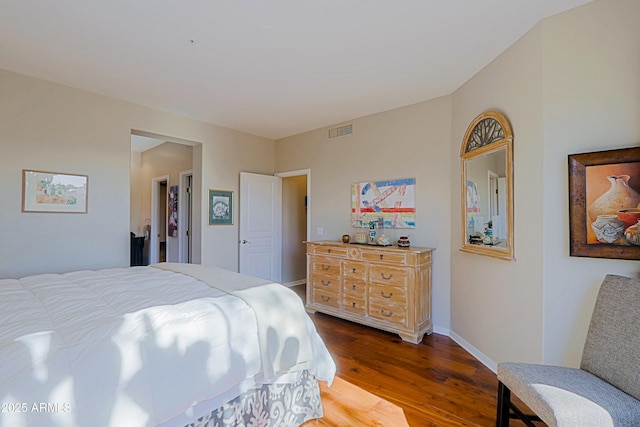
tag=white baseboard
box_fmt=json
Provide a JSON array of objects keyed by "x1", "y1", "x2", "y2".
[
  {"x1": 431, "y1": 326, "x2": 497, "y2": 373},
  {"x1": 432, "y1": 325, "x2": 450, "y2": 336},
  {"x1": 449, "y1": 330, "x2": 497, "y2": 373}
]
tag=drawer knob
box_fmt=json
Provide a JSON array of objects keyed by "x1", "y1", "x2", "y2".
[
  {"x1": 352, "y1": 285, "x2": 357, "y2": 290},
  {"x1": 352, "y1": 302, "x2": 356, "y2": 308},
  {"x1": 379, "y1": 254, "x2": 384, "y2": 260},
  {"x1": 380, "y1": 272, "x2": 393, "y2": 280},
  {"x1": 321, "y1": 296, "x2": 331, "y2": 302},
  {"x1": 321, "y1": 264, "x2": 330, "y2": 271},
  {"x1": 381, "y1": 291, "x2": 393, "y2": 298},
  {"x1": 328, "y1": 249, "x2": 332, "y2": 253},
  {"x1": 352, "y1": 268, "x2": 357, "y2": 273},
  {"x1": 381, "y1": 309, "x2": 393, "y2": 317},
  {"x1": 321, "y1": 279, "x2": 331, "y2": 286}
]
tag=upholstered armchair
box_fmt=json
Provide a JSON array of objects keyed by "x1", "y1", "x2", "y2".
[{"x1": 496, "y1": 274, "x2": 640, "y2": 426}]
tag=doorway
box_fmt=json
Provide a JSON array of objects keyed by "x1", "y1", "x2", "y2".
[
  {"x1": 488, "y1": 170, "x2": 507, "y2": 240},
  {"x1": 179, "y1": 171, "x2": 193, "y2": 263},
  {"x1": 130, "y1": 131, "x2": 200, "y2": 265},
  {"x1": 237, "y1": 169, "x2": 310, "y2": 286},
  {"x1": 277, "y1": 169, "x2": 310, "y2": 287},
  {"x1": 150, "y1": 176, "x2": 169, "y2": 264}
]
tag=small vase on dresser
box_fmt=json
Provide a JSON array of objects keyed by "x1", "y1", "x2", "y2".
[{"x1": 397, "y1": 236, "x2": 410, "y2": 247}]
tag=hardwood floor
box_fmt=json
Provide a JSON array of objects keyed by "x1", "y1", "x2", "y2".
[
  {"x1": 305, "y1": 311, "x2": 532, "y2": 426},
  {"x1": 305, "y1": 376, "x2": 411, "y2": 426}
]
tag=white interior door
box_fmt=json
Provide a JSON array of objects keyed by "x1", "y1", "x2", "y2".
[
  {"x1": 239, "y1": 172, "x2": 282, "y2": 282},
  {"x1": 497, "y1": 177, "x2": 507, "y2": 240}
]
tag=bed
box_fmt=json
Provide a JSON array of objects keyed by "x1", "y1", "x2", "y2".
[{"x1": 0, "y1": 263, "x2": 336, "y2": 427}]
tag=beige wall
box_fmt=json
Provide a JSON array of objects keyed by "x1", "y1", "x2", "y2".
[
  {"x1": 276, "y1": 96, "x2": 453, "y2": 332},
  {"x1": 0, "y1": 68, "x2": 274, "y2": 278},
  {"x1": 451, "y1": 23, "x2": 546, "y2": 368},
  {"x1": 540, "y1": 0, "x2": 640, "y2": 365},
  {"x1": 451, "y1": 0, "x2": 639, "y2": 369},
  {"x1": 277, "y1": 0, "x2": 639, "y2": 369},
  {"x1": 131, "y1": 150, "x2": 144, "y2": 236}
]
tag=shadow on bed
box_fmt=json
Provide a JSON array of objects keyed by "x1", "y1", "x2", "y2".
[{"x1": 0, "y1": 265, "x2": 334, "y2": 427}]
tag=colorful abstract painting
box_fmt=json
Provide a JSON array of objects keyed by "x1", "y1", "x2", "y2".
[
  {"x1": 168, "y1": 185, "x2": 178, "y2": 237},
  {"x1": 351, "y1": 178, "x2": 416, "y2": 228}
]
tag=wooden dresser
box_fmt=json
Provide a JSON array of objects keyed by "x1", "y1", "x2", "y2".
[{"x1": 306, "y1": 241, "x2": 434, "y2": 344}]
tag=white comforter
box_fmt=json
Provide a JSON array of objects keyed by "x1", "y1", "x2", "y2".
[{"x1": 0, "y1": 265, "x2": 335, "y2": 427}]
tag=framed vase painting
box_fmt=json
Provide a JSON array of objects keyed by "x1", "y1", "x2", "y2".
[
  {"x1": 208, "y1": 189, "x2": 233, "y2": 225},
  {"x1": 22, "y1": 169, "x2": 88, "y2": 213},
  {"x1": 568, "y1": 147, "x2": 640, "y2": 260}
]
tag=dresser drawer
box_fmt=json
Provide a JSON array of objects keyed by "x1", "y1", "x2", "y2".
[
  {"x1": 312, "y1": 288, "x2": 340, "y2": 309},
  {"x1": 343, "y1": 279, "x2": 366, "y2": 297},
  {"x1": 310, "y1": 274, "x2": 340, "y2": 294},
  {"x1": 343, "y1": 295, "x2": 366, "y2": 315},
  {"x1": 311, "y1": 245, "x2": 348, "y2": 258},
  {"x1": 342, "y1": 260, "x2": 366, "y2": 280},
  {"x1": 310, "y1": 256, "x2": 341, "y2": 276},
  {"x1": 369, "y1": 283, "x2": 407, "y2": 306},
  {"x1": 361, "y1": 249, "x2": 407, "y2": 265},
  {"x1": 368, "y1": 302, "x2": 407, "y2": 327},
  {"x1": 369, "y1": 264, "x2": 409, "y2": 288}
]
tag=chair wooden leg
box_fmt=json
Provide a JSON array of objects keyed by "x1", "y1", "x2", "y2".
[
  {"x1": 496, "y1": 381, "x2": 511, "y2": 427},
  {"x1": 496, "y1": 381, "x2": 543, "y2": 427}
]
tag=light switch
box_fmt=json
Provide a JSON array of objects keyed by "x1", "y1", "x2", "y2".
[{"x1": 317, "y1": 227, "x2": 324, "y2": 236}]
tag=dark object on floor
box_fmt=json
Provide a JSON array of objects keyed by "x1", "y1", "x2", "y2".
[{"x1": 130, "y1": 232, "x2": 145, "y2": 266}]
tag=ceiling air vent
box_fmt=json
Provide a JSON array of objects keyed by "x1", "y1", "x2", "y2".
[{"x1": 328, "y1": 124, "x2": 353, "y2": 139}]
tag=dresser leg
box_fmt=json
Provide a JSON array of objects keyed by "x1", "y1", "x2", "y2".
[{"x1": 398, "y1": 332, "x2": 423, "y2": 344}]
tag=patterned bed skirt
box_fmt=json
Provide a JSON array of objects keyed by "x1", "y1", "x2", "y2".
[{"x1": 185, "y1": 371, "x2": 323, "y2": 427}]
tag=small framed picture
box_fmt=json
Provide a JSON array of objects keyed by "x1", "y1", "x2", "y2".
[
  {"x1": 209, "y1": 189, "x2": 233, "y2": 225},
  {"x1": 22, "y1": 169, "x2": 88, "y2": 213}
]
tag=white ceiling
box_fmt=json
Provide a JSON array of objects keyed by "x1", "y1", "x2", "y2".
[
  {"x1": 0, "y1": 0, "x2": 592, "y2": 140},
  {"x1": 130, "y1": 134, "x2": 166, "y2": 153}
]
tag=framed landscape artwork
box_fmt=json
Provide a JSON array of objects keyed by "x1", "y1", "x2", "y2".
[
  {"x1": 568, "y1": 147, "x2": 640, "y2": 260},
  {"x1": 22, "y1": 170, "x2": 88, "y2": 213}
]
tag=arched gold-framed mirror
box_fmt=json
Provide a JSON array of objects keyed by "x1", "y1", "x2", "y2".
[{"x1": 460, "y1": 111, "x2": 514, "y2": 260}]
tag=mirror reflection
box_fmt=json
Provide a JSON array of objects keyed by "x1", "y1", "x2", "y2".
[
  {"x1": 465, "y1": 149, "x2": 507, "y2": 248},
  {"x1": 460, "y1": 111, "x2": 514, "y2": 260}
]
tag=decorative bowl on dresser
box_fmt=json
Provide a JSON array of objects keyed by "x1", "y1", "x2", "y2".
[{"x1": 306, "y1": 241, "x2": 434, "y2": 344}]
